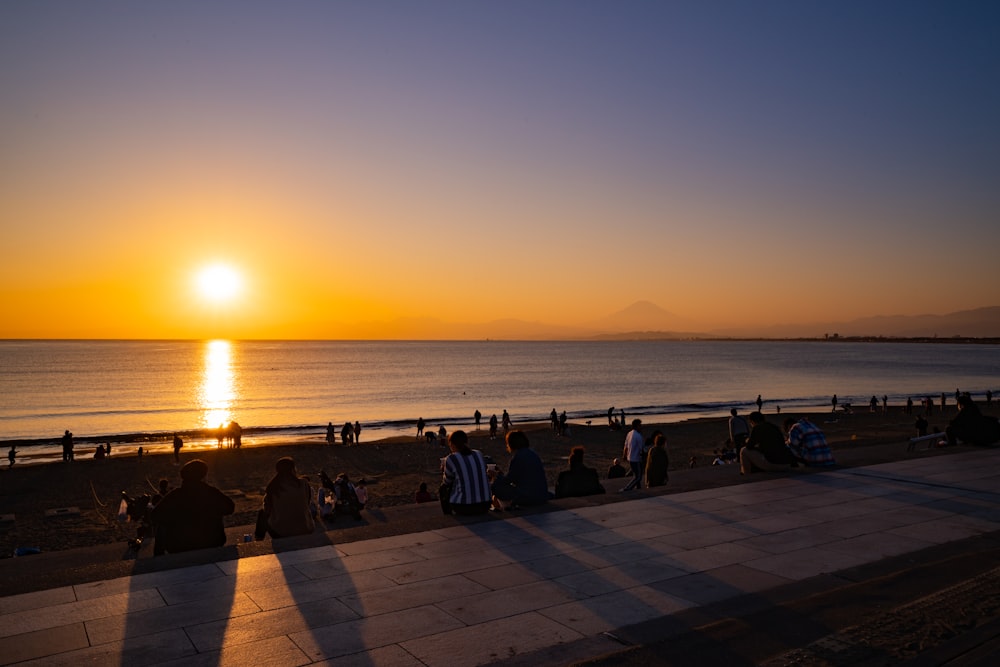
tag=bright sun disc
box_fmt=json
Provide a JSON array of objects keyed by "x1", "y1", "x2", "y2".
[{"x1": 196, "y1": 264, "x2": 243, "y2": 302}]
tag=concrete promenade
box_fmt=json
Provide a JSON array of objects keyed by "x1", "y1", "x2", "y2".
[{"x1": 2, "y1": 449, "x2": 1000, "y2": 666}]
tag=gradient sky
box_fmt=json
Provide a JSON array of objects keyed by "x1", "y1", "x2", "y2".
[{"x1": 2, "y1": 2, "x2": 998, "y2": 339}]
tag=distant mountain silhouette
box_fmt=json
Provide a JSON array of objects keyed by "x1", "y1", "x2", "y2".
[
  {"x1": 586, "y1": 300, "x2": 697, "y2": 334},
  {"x1": 710, "y1": 306, "x2": 1000, "y2": 339},
  {"x1": 331, "y1": 304, "x2": 1000, "y2": 340}
]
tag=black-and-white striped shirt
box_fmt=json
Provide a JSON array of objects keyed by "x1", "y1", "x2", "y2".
[{"x1": 443, "y1": 450, "x2": 491, "y2": 505}]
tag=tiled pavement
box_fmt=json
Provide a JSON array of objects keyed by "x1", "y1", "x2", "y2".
[{"x1": 2, "y1": 449, "x2": 999, "y2": 666}]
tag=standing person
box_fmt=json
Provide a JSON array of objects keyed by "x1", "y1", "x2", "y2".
[
  {"x1": 341, "y1": 421, "x2": 353, "y2": 446},
  {"x1": 172, "y1": 433, "x2": 183, "y2": 463},
  {"x1": 501, "y1": 410, "x2": 512, "y2": 435},
  {"x1": 150, "y1": 459, "x2": 234, "y2": 554},
  {"x1": 489, "y1": 414, "x2": 498, "y2": 439},
  {"x1": 740, "y1": 412, "x2": 795, "y2": 475},
  {"x1": 915, "y1": 413, "x2": 929, "y2": 437},
  {"x1": 607, "y1": 406, "x2": 615, "y2": 427},
  {"x1": 831, "y1": 394, "x2": 838, "y2": 413},
  {"x1": 729, "y1": 408, "x2": 749, "y2": 450},
  {"x1": 986, "y1": 390, "x2": 993, "y2": 408},
  {"x1": 644, "y1": 433, "x2": 669, "y2": 487},
  {"x1": 755, "y1": 395, "x2": 763, "y2": 412},
  {"x1": 869, "y1": 395, "x2": 879, "y2": 413},
  {"x1": 7, "y1": 444, "x2": 16, "y2": 468},
  {"x1": 905, "y1": 397, "x2": 914, "y2": 414},
  {"x1": 262, "y1": 457, "x2": 315, "y2": 538},
  {"x1": 550, "y1": 409, "x2": 559, "y2": 434},
  {"x1": 882, "y1": 395, "x2": 888, "y2": 414},
  {"x1": 439, "y1": 430, "x2": 491, "y2": 516},
  {"x1": 474, "y1": 410, "x2": 482, "y2": 430},
  {"x1": 619, "y1": 408, "x2": 626, "y2": 428},
  {"x1": 437, "y1": 425, "x2": 447, "y2": 442},
  {"x1": 326, "y1": 422, "x2": 336, "y2": 445},
  {"x1": 941, "y1": 393, "x2": 947, "y2": 412},
  {"x1": 490, "y1": 430, "x2": 549, "y2": 510},
  {"x1": 61, "y1": 429, "x2": 74, "y2": 462},
  {"x1": 620, "y1": 419, "x2": 645, "y2": 492},
  {"x1": 353, "y1": 420, "x2": 362, "y2": 444},
  {"x1": 416, "y1": 417, "x2": 425, "y2": 439}
]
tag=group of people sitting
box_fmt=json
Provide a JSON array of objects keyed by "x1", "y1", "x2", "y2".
[
  {"x1": 438, "y1": 429, "x2": 607, "y2": 516},
  {"x1": 144, "y1": 455, "x2": 368, "y2": 555},
  {"x1": 729, "y1": 408, "x2": 837, "y2": 475}
]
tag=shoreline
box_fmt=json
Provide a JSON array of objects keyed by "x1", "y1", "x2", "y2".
[
  {"x1": 2, "y1": 406, "x2": 984, "y2": 559},
  {"x1": 0, "y1": 402, "x2": 886, "y2": 467}
]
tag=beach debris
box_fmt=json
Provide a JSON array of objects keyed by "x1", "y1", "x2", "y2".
[{"x1": 44, "y1": 507, "x2": 80, "y2": 518}]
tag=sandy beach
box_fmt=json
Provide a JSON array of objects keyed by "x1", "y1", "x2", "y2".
[{"x1": 0, "y1": 406, "x2": 984, "y2": 559}]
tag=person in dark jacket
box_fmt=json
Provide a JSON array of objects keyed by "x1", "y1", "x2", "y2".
[
  {"x1": 644, "y1": 433, "x2": 669, "y2": 487},
  {"x1": 947, "y1": 394, "x2": 1000, "y2": 446},
  {"x1": 740, "y1": 411, "x2": 795, "y2": 475},
  {"x1": 263, "y1": 457, "x2": 315, "y2": 538},
  {"x1": 150, "y1": 459, "x2": 234, "y2": 554},
  {"x1": 491, "y1": 430, "x2": 549, "y2": 510},
  {"x1": 555, "y1": 447, "x2": 605, "y2": 498}
]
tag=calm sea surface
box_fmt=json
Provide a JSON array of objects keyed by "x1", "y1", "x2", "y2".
[{"x1": 2, "y1": 340, "x2": 998, "y2": 463}]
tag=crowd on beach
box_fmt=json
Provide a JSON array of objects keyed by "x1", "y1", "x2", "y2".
[{"x1": 11, "y1": 390, "x2": 998, "y2": 559}]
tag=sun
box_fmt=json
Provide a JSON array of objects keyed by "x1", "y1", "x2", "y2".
[{"x1": 195, "y1": 263, "x2": 243, "y2": 303}]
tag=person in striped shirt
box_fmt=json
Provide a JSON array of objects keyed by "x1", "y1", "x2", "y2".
[{"x1": 439, "y1": 430, "x2": 492, "y2": 516}]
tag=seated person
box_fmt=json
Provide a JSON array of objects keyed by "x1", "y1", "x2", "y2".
[
  {"x1": 319, "y1": 471, "x2": 363, "y2": 520},
  {"x1": 784, "y1": 417, "x2": 836, "y2": 466},
  {"x1": 644, "y1": 434, "x2": 669, "y2": 487},
  {"x1": 413, "y1": 482, "x2": 435, "y2": 503},
  {"x1": 440, "y1": 430, "x2": 491, "y2": 516},
  {"x1": 150, "y1": 459, "x2": 235, "y2": 554},
  {"x1": 740, "y1": 412, "x2": 796, "y2": 475},
  {"x1": 491, "y1": 430, "x2": 550, "y2": 510},
  {"x1": 263, "y1": 457, "x2": 315, "y2": 538},
  {"x1": 947, "y1": 394, "x2": 1000, "y2": 446},
  {"x1": 554, "y1": 447, "x2": 605, "y2": 498},
  {"x1": 317, "y1": 485, "x2": 336, "y2": 521},
  {"x1": 354, "y1": 479, "x2": 368, "y2": 509},
  {"x1": 607, "y1": 458, "x2": 627, "y2": 479}
]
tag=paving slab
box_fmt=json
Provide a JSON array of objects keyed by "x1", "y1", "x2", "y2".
[{"x1": 3, "y1": 448, "x2": 1000, "y2": 666}]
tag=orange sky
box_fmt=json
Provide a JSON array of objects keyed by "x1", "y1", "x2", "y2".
[{"x1": 2, "y1": 3, "x2": 998, "y2": 339}]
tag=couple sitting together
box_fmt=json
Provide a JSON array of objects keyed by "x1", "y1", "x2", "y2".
[
  {"x1": 738, "y1": 411, "x2": 836, "y2": 475},
  {"x1": 439, "y1": 429, "x2": 549, "y2": 515}
]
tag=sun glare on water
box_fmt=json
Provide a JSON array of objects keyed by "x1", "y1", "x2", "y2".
[{"x1": 195, "y1": 263, "x2": 243, "y2": 303}]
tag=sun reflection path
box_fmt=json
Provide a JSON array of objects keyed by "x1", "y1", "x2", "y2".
[{"x1": 201, "y1": 340, "x2": 236, "y2": 431}]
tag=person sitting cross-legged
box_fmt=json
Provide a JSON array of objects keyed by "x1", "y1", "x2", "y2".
[{"x1": 740, "y1": 411, "x2": 796, "y2": 475}]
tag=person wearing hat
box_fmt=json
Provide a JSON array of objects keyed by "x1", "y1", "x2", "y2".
[
  {"x1": 150, "y1": 459, "x2": 234, "y2": 554},
  {"x1": 620, "y1": 419, "x2": 645, "y2": 492}
]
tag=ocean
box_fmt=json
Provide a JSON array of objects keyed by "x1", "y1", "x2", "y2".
[{"x1": 2, "y1": 339, "x2": 998, "y2": 464}]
